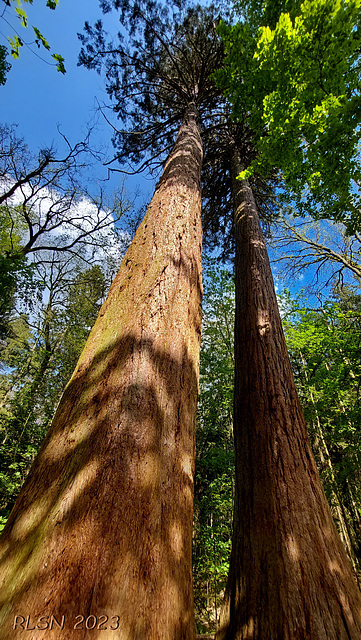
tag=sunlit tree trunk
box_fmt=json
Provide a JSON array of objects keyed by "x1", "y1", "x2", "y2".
[
  {"x1": 0, "y1": 104, "x2": 203, "y2": 640},
  {"x1": 216, "y1": 149, "x2": 361, "y2": 640}
]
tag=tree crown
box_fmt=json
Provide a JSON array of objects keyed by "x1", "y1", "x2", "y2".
[{"x1": 219, "y1": 0, "x2": 361, "y2": 232}]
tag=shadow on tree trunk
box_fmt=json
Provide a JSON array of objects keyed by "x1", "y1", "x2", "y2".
[{"x1": 0, "y1": 105, "x2": 203, "y2": 640}]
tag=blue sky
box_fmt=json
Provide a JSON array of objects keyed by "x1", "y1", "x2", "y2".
[
  {"x1": 0, "y1": 1, "x2": 350, "y2": 305},
  {"x1": 0, "y1": 0, "x2": 153, "y2": 205}
]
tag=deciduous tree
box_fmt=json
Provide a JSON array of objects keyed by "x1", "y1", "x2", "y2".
[
  {"x1": 269, "y1": 213, "x2": 361, "y2": 293},
  {"x1": 0, "y1": 124, "x2": 126, "y2": 262},
  {"x1": 0, "y1": 261, "x2": 108, "y2": 524},
  {"x1": 283, "y1": 291, "x2": 361, "y2": 582},
  {"x1": 194, "y1": 261, "x2": 235, "y2": 634}
]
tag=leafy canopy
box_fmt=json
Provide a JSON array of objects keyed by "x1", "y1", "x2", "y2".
[
  {"x1": 283, "y1": 292, "x2": 361, "y2": 492},
  {"x1": 0, "y1": 263, "x2": 107, "y2": 524},
  {"x1": 219, "y1": 0, "x2": 361, "y2": 232}
]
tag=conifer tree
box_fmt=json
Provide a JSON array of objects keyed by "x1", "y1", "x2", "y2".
[
  {"x1": 80, "y1": 3, "x2": 361, "y2": 637},
  {"x1": 80, "y1": 2, "x2": 361, "y2": 637},
  {"x1": 212, "y1": 1, "x2": 361, "y2": 637},
  {"x1": 0, "y1": 2, "x2": 223, "y2": 638}
]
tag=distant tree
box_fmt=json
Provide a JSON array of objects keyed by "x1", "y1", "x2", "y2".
[
  {"x1": 283, "y1": 291, "x2": 361, "y2": 582},
  {"x1": 194, "y1": 261, "x2": 234, "y2": 634},
  {"x1": 0, "y1": 261, "x2": 108, "y2": 526},
  {"x1": 0, "y1": 123, "x2": 128, "y2": 343},
  {"x1": 0, "y1": 202, "x2": 39, "y2": 341},
  {"x1": 270, "y1": 213, "x2": 361, "y2": 293},
  {"x1": 0, "y1": 124, "x2": 127, "y2": 261}
]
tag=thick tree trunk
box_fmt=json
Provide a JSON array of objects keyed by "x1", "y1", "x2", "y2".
[
  {"x1": 216, "y1": 150, "x2": 361, "y2": 640},
  {"x1": 0, "y1": 104, "x2": 203, "y2": 640}
]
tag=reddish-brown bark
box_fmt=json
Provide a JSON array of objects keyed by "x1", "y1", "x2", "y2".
[
  {"x1": 0, "y1": 104, "x2": 203, "y2": 640},
  {"x1": 216, "y1": 150, "x2": 361, "y2": 640}
]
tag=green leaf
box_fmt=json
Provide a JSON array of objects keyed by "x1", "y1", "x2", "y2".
[
  {"x1": 238, "y1": 166, "x2": 254, "y2": 180},
  {"x1": 9, "y1": 35, "x2": 23, "y2": 59},
  {"x1": 4, "y1": 0, "x2": 62, "y2": 74},
  {"x1": 52, "y1": 53, "x2": 65, "y2": 74},
  {"x1": 32, "y1": 26, "x2": 50, "y2": 51},
  {"x1": 15, "y1": 6, "x2": 27, "y2": 27}
]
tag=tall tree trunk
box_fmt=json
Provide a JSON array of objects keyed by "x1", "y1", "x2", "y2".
[
  {"x1": 216, "y1": 149, "x2": 361, "y2": 640},
  {"x1": 0, "y1": 104, "x2": 203, "y2": 640}
]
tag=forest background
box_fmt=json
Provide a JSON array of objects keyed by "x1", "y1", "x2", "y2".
[{"x1": 0, "y1": 0, "x2": 360, "y2": 636}]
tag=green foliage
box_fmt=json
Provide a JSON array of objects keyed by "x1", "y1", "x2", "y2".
[
  {"x1": 283, "y1": 292, "x2": 361, "y2": 490},
  {"x1": 0, "y1": 314, "x2": 41, "y2": 524},
  {"x1": 0, "y1": 205, "x2": 41, "y2": 340},
  {"x1": 0, "y1": 264, "x2": 107, "y2": 522},
  {"x1": 51, "y1": 52, "x2": 65, "y2": 74},
  {"x1": 220, "y1": 0, "x2": 361, "y2": 231},
  {"x1": 194, "y1": 260, "x2": 235, "y2": 633},
  {"x1": 32, "y1": 26, "x2": 50, "y2": 50},
  {"x1": 0, "y1": 253, "x2": 38, "y2": 340},
  {"x1": 0, "y1": 204, "x2": 25, "y2": 253},
  {"x1": 232, "y1": 0, "x2": 302, "y2": 30},
  {"x1": 282, "y1": 289, "x2": 361, "y2": 567},
  {"x1": 215, "y1": 0, "x2": 302, "y2": 123},
  {"x1": 215, "y1": 18, "x2": 266, "y2": 126},
  {"x1": 15, "y1": 4, "x2": 28, "y2": 27},
  {"x1": 52, "y1": 266, "x2": 107, "y2": 384},
  {"x1": 1, "y1": 0, "x2": 65, "y2": 73}
]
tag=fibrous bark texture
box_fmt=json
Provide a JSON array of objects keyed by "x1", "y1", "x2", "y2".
[
  {"x1": 0, "y1": 105, "x2": 203, "y2": 640},
  {"x1": 216, "y1": 151, "x2": 361, "y2": 640}
]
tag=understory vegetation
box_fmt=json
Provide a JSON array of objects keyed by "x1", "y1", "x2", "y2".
[{"x1": 1, "y1": 220, "x2": 360, "y2": 634}]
